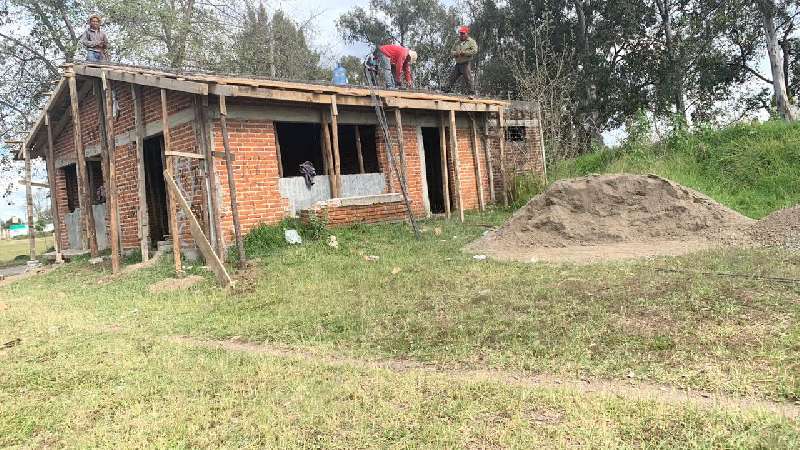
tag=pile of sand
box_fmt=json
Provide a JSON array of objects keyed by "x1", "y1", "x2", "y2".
[
  {"x1": 468, "y1": 174, "x2": 755, "y2": 261},
  {"x1": 747, "y1": 205, "x2": 800, "y2": 250}
]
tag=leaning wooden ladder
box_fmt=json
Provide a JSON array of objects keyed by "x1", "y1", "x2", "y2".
[{"x1": 363, "y1": 62, "x2": 421, "y2": 239}]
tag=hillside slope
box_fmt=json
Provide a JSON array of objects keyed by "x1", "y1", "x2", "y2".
[{"x1": 553, "y1": 121, "x2": 800, "y2": 219}]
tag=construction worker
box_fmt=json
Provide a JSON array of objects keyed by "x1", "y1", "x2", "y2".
[
  {"x1": 375, "y1": 44, "x2": 417, "y2": 89},
  {"x1": 80, "y1": 14, "x2": 109, "y2": 63},
  {"x1": 444, "y1": 26, "x2": 478, "y2": 95}
]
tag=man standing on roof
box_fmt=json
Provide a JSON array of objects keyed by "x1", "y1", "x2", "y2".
[
  {"x1": 444, "y1": 26, "x2": 478, "y2": 95},
  {"x1": 80, "y1": 14, "x2": 109, "y2": 63},
  {"x1": 375, "y1": 43, "x2": 417, "y2": 89}
]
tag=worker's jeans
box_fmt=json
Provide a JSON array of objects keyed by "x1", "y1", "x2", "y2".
[
  {"x1": 86, "y1": 50, "x2": 104, "y2": 62},
  {"x1": 445, "y1": 61, "x2": 475, "y2": 94},
  {"x1": 377, "y1": 53, "x2": 396, "y2": 89}
]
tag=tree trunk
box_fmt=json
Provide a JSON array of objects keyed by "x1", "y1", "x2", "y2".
[
  {"x1": 757, "y1": 0, "x2": 794, "y2": 120},
  {"x1": 656, "y1": 0, "x2": 687, "y2": 120},
  {"x1": 573, "y1": 0, "x2": 603, "y2": 147}
]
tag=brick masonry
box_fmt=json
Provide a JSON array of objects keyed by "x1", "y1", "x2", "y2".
[{"x1": 45, "y1": 78, "x2": 535, "y2": 252}]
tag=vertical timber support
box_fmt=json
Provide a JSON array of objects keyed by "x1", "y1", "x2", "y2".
[
  {"x1": 355, "y1": 126, "x2": 365, "y2": 174},
  {"x1": 66, "y1": 68, "x2": 98, "y2": 256},
  {"x1": 101, "y1": 72, "x2": 121, "y2": 273},
  {"x1": 23, "y1": 144, "x2": 35, "y2": 261},
  {"x1": 469, "y1": 114, "x2": 485, "y2": 211},
  {"x1": 320, "y1": 110, "x2": 336, "y2": 196},
  {"x1": 536, "y1": 103, "x2": 548, "y2": 183},
  {"x1": 218, "y1": 95, "x2": 246, "y2": 267},
  {"x1": 131, "y1": 85, "x2": 150, "y2": 261},
  {"x1": 482, "y1": 114, "x2": 496, "y2": 204},
  {"x1": 198, "y1": 95, "x2": 224, "y2": 258},
  {"x1": 497, "y1": 107, "x2": 509, "y2": 207},
  {"x1": 449, "y1": 109, "x2": 464, "y2": 223},
  {"x1": 439, "y1": 112, "x2": 451, "y2": 219},
  {"x1": 161, "y1": 89, "x2": 183, "y2": 275},
  {"x1": 330, "y1": 95, "x2": 342, "y2": 197},
  {"x1": 275, "y1": 125, "x2": 284, "y2": 178},
  {"x1": 45, "y1": 113, "x2": 63, "y2": 263}
]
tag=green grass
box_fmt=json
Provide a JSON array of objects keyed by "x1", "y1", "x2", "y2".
[
  {"x1": 1, "y1": 212, "x2": 799, "y2": 446},
  {"x1": 552, "y1": 120, "x2": 800, "y2": 219},
  {"x1": 0, "y1": 235, "x2": 53, "y2": 267}
]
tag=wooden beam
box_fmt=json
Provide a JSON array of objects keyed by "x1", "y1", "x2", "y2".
[
  {"x1": 330, "y1": 95, "x2": 342, "y2": 198},
  {"x1": 101, "y1": 73, "x2": 121, "y2": 274},
  {"x1": 536, "y1": 104, "x2": 548, "y2": 182},
  {"x1": 393, "y1": 109, "x2": 408, "y2": 187},
  {"x1": 161, "y1": 89, "x2": 183, "y2": 275},
  {"x1": 354, "y1": 126, "x2": 365, "y2": 174},
  {"x1": 482, "y1": 114, "x2": 496, "y2": 204},
  {"x1": 131, "y1": 85, "x2": 150, "y2": 261},
  {"x1": 165, "y1": 150, "x2": 206, "y2": 159},
  {"x1": 197, "y1": 95, "x2": 224, "y2": 259},
  {"x1": 497, "y1": 107, "x2": 509, "y2": 207},
  {"x1": 469, "y1": 114, "x2": 485, "y2": 211},
  {"x1": 439, "y1": 113, "x2": 451, "y2": 219},
  {"x1": 211, "y1": 151, "x2": 236, "y2": 161},
  {"x1": 67, "y1": 70, "x2": 98, "y2": 256},
  {"x1": 17, "y1": 180, "x2": 50, "y2": 189},
  {"x1": 218, "y1": 95, "x2": 247, "y2": 266},
  {"x1": 384, "y1": 97, "x2": 501, "y2": 112},
  {"x1": 45, "y1": 113, "x2": 63, "y2": 263},
  {"x1": 77, "y1": 66, "x2": 208, "y2": 95},
  {"x1": 23, "y1": 144, "x2": 35, "y2": 260},
  {"x1": 275, "y1": 125, "x2": 284, "y2": 178},
  {"x1": 320, "y1": 110, "x2": 336, "y2": 196},
  {"x1": 449, "y1": 109, "x2": 464, "y2": 223},
  {"x1": 164, "y1": 171, "x2": 232, "y2": 287}
]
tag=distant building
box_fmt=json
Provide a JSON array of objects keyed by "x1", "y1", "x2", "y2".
[{"x1": 8, "y1": 223, "x2": 28, "y2": 238}]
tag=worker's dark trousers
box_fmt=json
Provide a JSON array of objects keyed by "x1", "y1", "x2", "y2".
[{"x1": 445, "y1": 62, "x2": 475, "y2": 94}]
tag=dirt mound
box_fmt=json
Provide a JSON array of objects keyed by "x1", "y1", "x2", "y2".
[
  {"x1": 747, "y1": 205, "x2": 800, "y2": 250},
  {"x1": 469, "y1": 174, "x2": 754, "y2": 256}
]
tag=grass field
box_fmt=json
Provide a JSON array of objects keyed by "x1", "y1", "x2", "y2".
[
  {"x1": 1, "y1": 211, "x2": 798, "y2": 447},
  {"x1": 0, "y1": 235, "x2": 53, "y2": 267}
]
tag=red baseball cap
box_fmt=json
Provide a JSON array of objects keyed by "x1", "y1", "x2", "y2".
[{"x1": 458, "y1": 26, "x2": 470, "y2": 34}]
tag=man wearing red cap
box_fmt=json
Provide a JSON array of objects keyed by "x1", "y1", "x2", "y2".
[
  {"x1": 444, "y1": 26, "x2": 478, "y2": 95},
  {"x1": 376, "y1": 44, "x2": 417, "y2": 89}
]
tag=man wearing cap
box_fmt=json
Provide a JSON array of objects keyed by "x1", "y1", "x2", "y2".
[
  {"x1": 376, "y1": 43, "x2": 417, "y2": 89},
  {"x1": 444, "y1": 26, "x2": 478, "y2": 95},
  {"x1": 80, "y1": 14, "x2": 109, "y2": 62}
]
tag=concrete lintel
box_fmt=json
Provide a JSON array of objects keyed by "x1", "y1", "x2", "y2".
[{"x1": 314, "y1": 193, "x2": 403, "y2": 209}]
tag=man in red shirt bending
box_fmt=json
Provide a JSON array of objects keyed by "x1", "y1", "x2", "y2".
[{"x1": 375, "y1": 44, "x2": 417, "y2": 89}]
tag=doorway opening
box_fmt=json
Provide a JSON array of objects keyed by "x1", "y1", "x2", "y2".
[
  {"x1": 143, "y1": 135, "x2": 168, "y2": 247},
  {"x1": 422, "y1": 127, "x2": 446, "y2": 214}
]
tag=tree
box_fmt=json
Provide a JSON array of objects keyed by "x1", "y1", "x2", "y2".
[{"x1": 756, "y1": 0, "x2": 795, "y2": 120}]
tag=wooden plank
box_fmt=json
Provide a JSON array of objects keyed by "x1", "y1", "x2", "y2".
[
  {"x1": 439, "y1": 113, "x2": 451, "y2": 219},
  {"x1": 320, "y1": 110, "x2": 336, "y2": 196},
  {"x1": 45, "y1": 113, "x2": 63, "y2": 263},
  {"x1": 275, "y1": 124, "x2": 284, "y2": 178},
  {"x1": 165, "y1": 150, "x2": 206, "y2": 159},
  {"x1": 393, "y1": 109, "x2": 408, "y2": 186},
  {"x1": 131, "y1": 84, "x2": 150, "y2": 261},
  {"x1": 211, "y1": 151, "x2": 236, "y2": 161},
  {"x1": 67, "y1": 71, "x2": 99, "y2": 256},
  {"x1": 384, "y1": 97, "x2": 501, "y2": 112},
  {"x1": 77, "y1": 66, "x2": 208, "y2": 95},
  {"x1": 469, "y1": 114, "x2": 485, "y2": 211},
  {"x1": 195, "y1": 95, "x2": 223, "y2": 258},
  {"x1": 497, "y1": 107, "x2": 509, "y2": 206},
  {"x1": 17, "y1": 180, "x2": 50, "y2": 189},
  {"x1": 23, "y1": 144, "x2": 35, "y2": 260},
  {"x1": 536, "y1": 104, "x2": 548, "y2": 182},
  {"x1": 482, "y1": 114, "x2": 496, "y2": 204},
  {"x1": 164, "y1": 170, "x2": 232, "y2": 287},
  {"x1": 449, "y1": 109, "x2": 464, "y2": 223},
  {"x1": 330, "y1": 96, "x2": 342, "y2": 197},
  {"x1": 102, "y1": 74, "x2": 121, "y2": 273},
  {"x1": 161, "y1": 89, "x2": 183, "y2": 275},
  {"x1": 354, "y1": 126, "x2": 365, "y2": 174},
  {"x1": 218, "y1": 95, "x2": 247, "y2": 266}
]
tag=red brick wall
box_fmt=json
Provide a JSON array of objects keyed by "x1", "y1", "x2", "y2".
[
  {"x1": 211, "y1": 117, "x2": 289, "y2": 245},
  {"x1": 299, "y1": 201, "x2": 407, "y2": 227}
]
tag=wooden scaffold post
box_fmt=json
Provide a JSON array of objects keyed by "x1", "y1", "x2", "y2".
[
  {"x1": 161, "y1": 88, "x2": 183, "y2": 275},
  {"x1": 218, "y1": 94, "x2": 247, "y2": 267},
  {"x1": 45, "y1": 113, "x2": 63, "y2": 263}
]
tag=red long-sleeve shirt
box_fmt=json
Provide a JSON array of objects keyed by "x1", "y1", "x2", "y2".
[{"x1": 379, "y1": 45, "x2": 413, "y2": 86}]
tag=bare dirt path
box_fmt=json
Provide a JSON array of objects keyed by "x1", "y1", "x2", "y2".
[{"x1": 169, "y1": 336, "x2": 800, "y2": 420}]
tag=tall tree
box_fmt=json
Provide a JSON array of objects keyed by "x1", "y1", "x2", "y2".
[{"x1": 756, "y1": 0, "x2": 795, "y2": 120}]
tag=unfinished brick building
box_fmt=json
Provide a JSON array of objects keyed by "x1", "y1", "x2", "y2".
[{"x1": 22, "y1": 63, "x2": 544, "y2": 277}]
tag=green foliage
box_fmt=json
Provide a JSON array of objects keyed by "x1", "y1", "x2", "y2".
[
  {"x1": 554, "y1": 120, "x2": 800, "y2": 218},
  {"x1": 508, "y1": 172, "x2": 546, "y2": 209},
  {"x1": 243, "y1": 216, "x2": 329, "y2": 258}
]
